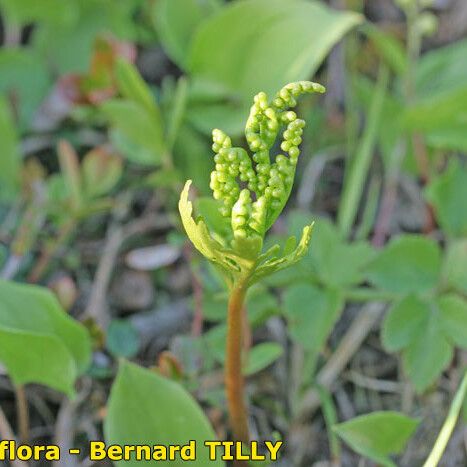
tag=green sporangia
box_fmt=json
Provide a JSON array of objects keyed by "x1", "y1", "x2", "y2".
[
  {"x1": 179, "y1": 80, "x2": 325, "y2": 445},
  {"x1": 179, "y1": 81, "x2": 325, "y2": 287}
]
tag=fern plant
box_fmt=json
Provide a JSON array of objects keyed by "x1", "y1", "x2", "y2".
[{"x1": 179, "y1": 81, "x2": 325, "y2": 443}]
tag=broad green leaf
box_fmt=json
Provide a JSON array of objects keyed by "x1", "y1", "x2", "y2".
[
  {"x1": 244, "y1": 342, "x2": 283, "y2": 376},
  {"x1": 382, "y1": 295, "x2": 429, "y2": 352},
  {"x1": 0, "y1": 280, "x2": 91, "y2": 395},
  {"x1": 188, "y1": 0, "x2": 361, "y2": 133},
  {"x1": 333, "y1": 411, "x2": 419, "y2": 467},
  {"x1": 105, "y1": 360, "x2": 224, "y2": 467},
  {"x1": 366, "y1": 235, "x2": 441, "y2": 295},
  {"x1": 425, "y1": 160, "x2": 467, "y2": 238},
  {"x1": 189, "y1": 0, "x2": 361, "y2": 99},
  {"x1": 101, "y1": 99, "x2": 165, "y2": 165},
  {"x1": 437, "y1": 294, "x2": 467, "y2": 348},
  {"x1": 283, "y1": 284, "x2": 344, "y2": 352},
  {"x1": 403, "y1": 321, "x2": 452, "y2": 392},
  {"x1": 441, "y1": 239, "x2": 467, "y2": 295},
  {"x1": 151, "y1": 0, "x2": 219, "y2": 68},
  {"x1": 0, "y1": 97, "x2": 20, "y2": 201},
  {"x1": 0, "y1": 48, "x2": 50, "y2": 129}
]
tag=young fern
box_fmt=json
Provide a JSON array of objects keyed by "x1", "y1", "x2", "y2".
[{"x1": 179, "y1": 81, "x2": 325, "y2": 445}]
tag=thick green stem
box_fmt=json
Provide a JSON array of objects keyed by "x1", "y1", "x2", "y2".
[{"x1": 225, "y1": 281, "x2": 250, "y2": 446}]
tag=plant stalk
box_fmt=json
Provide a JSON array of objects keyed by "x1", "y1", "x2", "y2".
[
  {"x1": 423, "y1": 369, "x2": 467, "y2": 467},
  {"x1": 225, "y1": 281, "x2": 250, "y2": 447},
  {"x1": 15, "y1": 385, "x2": 29, "y2": 444}
]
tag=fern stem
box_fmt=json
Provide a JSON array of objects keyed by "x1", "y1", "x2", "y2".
[{"x1": 225, "y1": 281, "x2": 250, "y2": 448}]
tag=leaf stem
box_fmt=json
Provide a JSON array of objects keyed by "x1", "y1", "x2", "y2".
[
  {"x1": 225, "y1": 280, "x2": 250, "y2": 448},
  {"x1": 423, "y1": 369, "x2": 467, "y2": 467},
  {"x1": 15, "y1": 385, "x2": 29, "y2": 444}
]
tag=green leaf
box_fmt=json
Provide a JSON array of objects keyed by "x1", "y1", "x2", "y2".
[
  {"x1": 201, "y1": 292, "x2": 228, "y2": 322},
  {"x1": 244, "y1": 342, "x2": 283, "y2": 376},
  {"x1": 441, "y1": 239, "x2": 467, "y2": 295},
  {"x1": 382, "y1": 294, "x2": 461, "y2": 392},
  {"x1": 0, "y1": 280, "x2": 91, "y2": 396},
  {"x1": 101, "y1": 99, "x2": 165, "y2": 165},
  {"x1": 333, "y1": 411, "x2": 419, "y2": 467},
  {"x1": 437, "y1": 294, "x2": 467, "y2": 348},
  {"x1": 115, "y1": 59, "x2": 162, "y2": 122},
  {"x1": 425, "y1": 160, "x2": 467, "y2": 238},
  {"x1": 302, "y1": 217, "x2": 375, "y2": 289},
  {"x1": 415, "y1": 38, "x2": 467, "y2": 98},
  {"x1": 106, "y1": 320, "x2": 140, "y2": 358},
  {"x1": 249, "y1": 224, "x2": 313, "y2": 285},
  {"x1": 382, "y1": 295, "x2": 429, "y2": 352},
  {"x1": 403, "y1": 321, "x2": 453, "y2": 393},
  {"x1": 0, "y1": 97, "x2": 20, "y2": 201},
  {"x1": 151, "y1": 0, "x2": 219, "y2": 68},
  {"x1": 188, "y1": 0, "x2": 361, "y2": 133},
  {"x1": 0, "y1": 48, "x2": 51, "y2": 129},
  {"x1": 366, "y1": 235, "x2": 441, "y2": 295},
  {"x1": 32, "y1": 0, "x2": 141, "y2": 73},
  {"x1": 81, "y1": 147, "x2": 123, "y2": 198},
  {"x1": 400, "y1": 39, "x2": 467, "y2": 152},
  {"x1": 105, "y1": 360, "x2": 224, "y2": 467},
  {"x1": 0, "y1": 0, "x2": 76, "y2": 25},
  {"x1": 283, "y1": 284, "x2": 344, "y2": 352}
]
